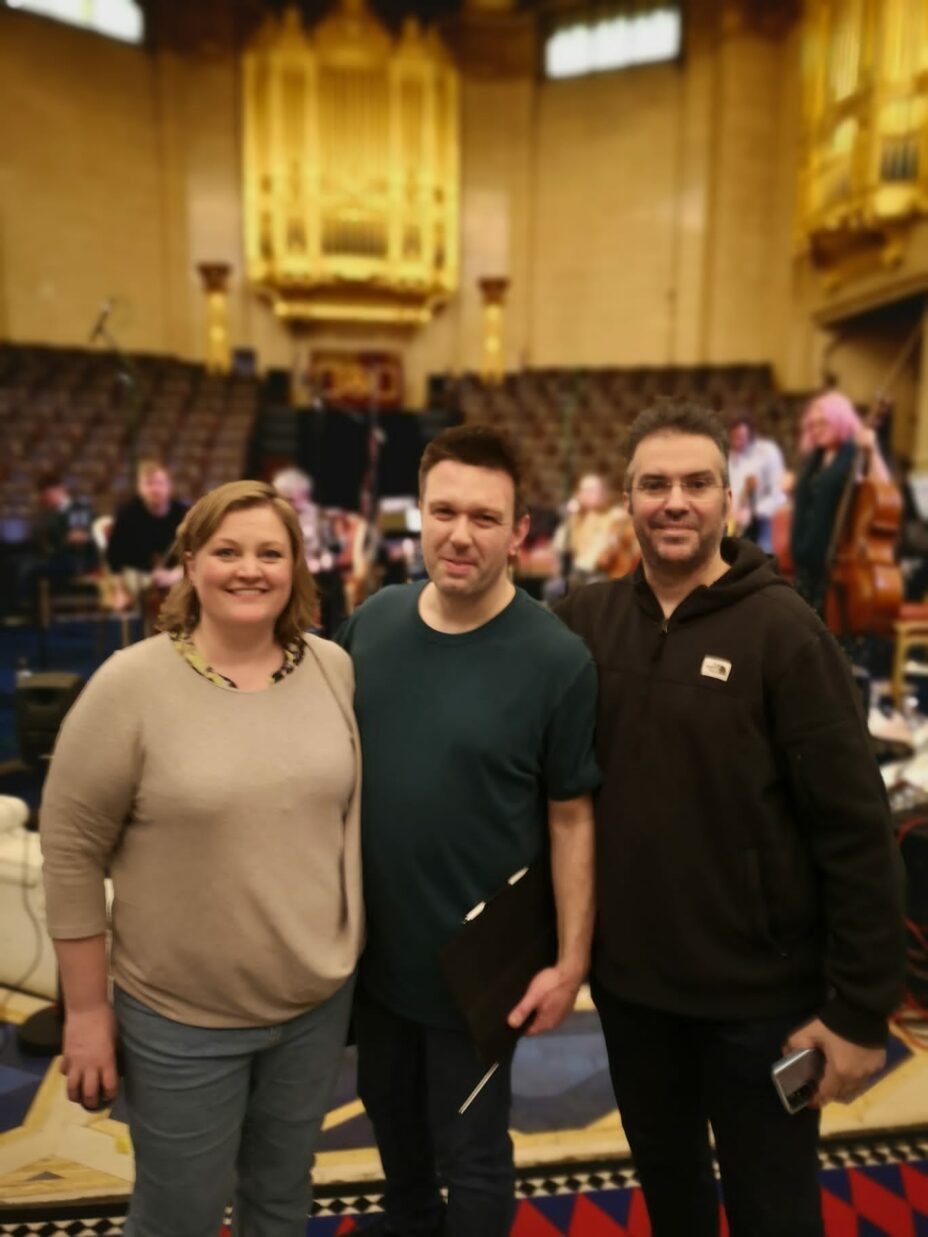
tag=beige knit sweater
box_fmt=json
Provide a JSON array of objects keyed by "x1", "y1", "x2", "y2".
[{"x1": 40, "y1": 633, "x2": 363, "y2": 1027}]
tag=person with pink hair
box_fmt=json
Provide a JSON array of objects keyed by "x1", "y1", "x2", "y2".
[{"x1": 790, "y1": 391, "x2": 890, "y2": 613}]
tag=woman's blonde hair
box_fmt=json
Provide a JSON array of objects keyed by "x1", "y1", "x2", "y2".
[{"x1": 157, "y1": 480, "x2": 319, "y2": 643}]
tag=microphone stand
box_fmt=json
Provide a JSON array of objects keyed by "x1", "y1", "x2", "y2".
[
  {"x1": 360, "y1": 373, "x2": 384, "y2": 578},
  {"x1": 89, "y1": 299, "x2": 143, "y2": 479},
  {"x1": 558, "y1": 374, "x2": 580, "y2": 584}
]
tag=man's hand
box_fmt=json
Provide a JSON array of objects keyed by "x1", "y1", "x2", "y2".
[
  {"x1": 784, "y1": 1018, "x2": 885, "y2": 1108},
  {"x1": 60, "y1": 1003, "x2": 119, "y2": 1111},
  {"x1": 507, "y1": 964, "x2": 583, "y2": 1037}
]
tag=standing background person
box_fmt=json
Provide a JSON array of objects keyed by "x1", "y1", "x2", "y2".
[
  {"x1": 339, "y1": 425, "x2": 599, "y2": 1237},
  {"x1": 557, "y1": 401, "x2": 904, "y2": 1237},
  {"x1": 727, "y1": 415, "x2": 787, "y2": 553},
  {"x1": 790, "y1": 391, "x2": 890, "y2": 614},
  {"x1": 41, "y1": 479, "x2": 363, "y2": 1237}
]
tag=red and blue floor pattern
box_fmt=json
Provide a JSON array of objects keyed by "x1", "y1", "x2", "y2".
[
  {"x1": 302, "y1": 1154, "x2": 928, "y2": 1236},
  {"x1": 5, "y1": 1146, "x2": 925, "y2": 1236}
]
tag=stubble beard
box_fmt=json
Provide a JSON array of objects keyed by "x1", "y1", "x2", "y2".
[
  {"x1": 633, "y1": 513, "x2": 723, "y2": 581},
  {"x1": 431, "y1": 555, "x2": 512, "y2": 604}
]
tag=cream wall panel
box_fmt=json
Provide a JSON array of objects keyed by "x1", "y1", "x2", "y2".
[
  {"x1": 152, "y1": 50, "x2": 195, "y2": 358},
  {"x1": 0, "y1": 10, "x2": 169, "y2": 350},
  {"x1": 459, "y1": 77, "x2": 535, "y2": 371},
  {"x1": 531, "y1": 66, "x2": 680, "y2": 366},
  {"x1": 766, "y1": 21, "x2": 804, "y2": 388},
  {"x1": 702, "y1": 31, "x2": 784, "y2": 362},
  {"x1": 405, "y1": 75, "x2": 536, "y2": 397},
  {"x1": 182, "y1": 56, "x2": 247, "y2": 365},
  {"x1": 668, "y1": 10, "x2": 716, "y2": 366}
]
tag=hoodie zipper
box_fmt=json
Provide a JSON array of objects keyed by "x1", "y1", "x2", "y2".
[{"x1": 653, "y1": 617, "x2": 669, "y2": 661}]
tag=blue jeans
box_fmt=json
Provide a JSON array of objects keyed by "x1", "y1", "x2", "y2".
[
  {"x1": 115, "y1": 978, "x2": 355, "y2": 1237},
  {"x1": 355, "y1": 997, "x2": 516, "y2": 1237},
  {"x1": 592, "y1": 980, "x2": 823, "y2": 1237}
]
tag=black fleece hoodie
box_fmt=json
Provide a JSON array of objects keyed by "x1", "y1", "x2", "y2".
[{"x1": 556, "y1": 538, "x2": 905, "y2": 1046}]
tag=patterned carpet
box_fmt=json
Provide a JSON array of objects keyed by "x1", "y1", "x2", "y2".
[
  {"x1": 4, "y1": 632, "x2": 928, "y2": 1234},
  {"x1": 2, "y1": 994, "x2": 927, "y2": 1207},
  {"x1": 2, "y1": 993, "x2": 928, "y2": 1234},
  {"x1": 3, "y1": 1138, "x2": 928, "y2": 1234}
]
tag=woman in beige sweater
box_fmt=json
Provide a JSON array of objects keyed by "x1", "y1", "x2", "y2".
[{"x1": 40, "y1": 479, "x2": 363, "y2": 1237}]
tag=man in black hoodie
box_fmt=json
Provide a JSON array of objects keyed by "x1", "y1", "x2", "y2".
[{"x1": 556, "y1": 401, "x2": 905, "y2": 1237}]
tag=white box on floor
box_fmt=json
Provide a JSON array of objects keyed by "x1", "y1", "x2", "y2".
[{"x1": 0, "y1": 795, "x2": 57, "y2": 1000}]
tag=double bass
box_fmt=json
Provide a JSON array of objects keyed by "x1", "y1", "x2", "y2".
[{"x1": 823, "y1": 398, "x2": 903, "y2": 638}]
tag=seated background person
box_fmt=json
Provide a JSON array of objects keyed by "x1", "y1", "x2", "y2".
[
  {"x1": 545, "y1": 473, "x2": 637, "y2": 601},
  {"x1": 106, "y1": 458, "x2": 187, "y2": 611},
  {"x1": 8, "y1": 473, "x2": 97, "y2": 622},
  {"x1": 272, "y1": 466, "x2": 347, "y2": 635}
]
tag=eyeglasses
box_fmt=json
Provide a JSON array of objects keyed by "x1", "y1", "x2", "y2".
[{"x1": 632, "y1": 477, "x2": 724, "y2": 500}]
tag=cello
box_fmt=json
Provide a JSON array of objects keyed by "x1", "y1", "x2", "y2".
[
  {"x1": 822, "y1": 319, "x2": 923, "y2": 638},
  {"x1": 823, "y1": 397, "x2": 903, "y2": 639}
]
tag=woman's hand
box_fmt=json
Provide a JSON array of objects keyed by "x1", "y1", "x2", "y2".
[
  {"x1": 855, "y1": 427, "x2": 877, "y2": 452},
  {"x1": 61, "y1": 1002, "x2": 119, "y2": 1111}
]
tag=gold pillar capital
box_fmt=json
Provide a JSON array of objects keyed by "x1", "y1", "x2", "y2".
[
  {"x1": 197, "y1": 261, "x2": 232, "y2": 294},
  {"x1": 478, "y1": 276, "x2": 510, "y2": 305}
]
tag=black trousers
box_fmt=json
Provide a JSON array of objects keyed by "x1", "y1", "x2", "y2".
[
  {"x1": 354, "y1": 997, "x2": 516, "y2": 1237},
  {"x1": 592, "y1": 980, "x2": 824, "y2": 1237}
]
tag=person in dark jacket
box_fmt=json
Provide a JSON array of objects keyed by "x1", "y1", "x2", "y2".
[
  {"x1": 8, "y1": 473, "x2": 98, "y2": 620},
  {"x1": 556, "y1": 400, "x2": 905, "y2": 1237}
]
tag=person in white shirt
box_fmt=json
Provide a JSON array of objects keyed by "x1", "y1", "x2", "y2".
[{"x1": 728, "y1": 416, "x2": 787, "y2": 554}]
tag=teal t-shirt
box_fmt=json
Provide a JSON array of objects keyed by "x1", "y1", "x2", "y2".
[{"x1": 338, "y1": 583, "x2": 600, "y2": 1027}]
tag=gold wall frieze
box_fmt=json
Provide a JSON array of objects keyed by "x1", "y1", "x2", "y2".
[
  {"x1": 799, "y1": 0, "x2": 928, "y2": 274},
  {"x1": 809, "y1": 221, "x2": 909, "y2": 291},
  {"x1": 719, "y1": 0, "x2": 801, "y2": 42}
]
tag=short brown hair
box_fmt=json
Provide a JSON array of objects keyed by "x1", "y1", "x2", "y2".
[
  {"x1": 419, "y1": 425, "x2": 526, "y2": 521},
  {"x1": 36, "y1": 472, "x2": 64, "y2": 493},
  {"x1": 137, "y1": 458, "x2": 168, "y2": 480},
  {"x1": 624, "y1": 399, "x2": 730, "y2": 490},
  {"x1": 157, "y1": 480, "x2": 318, "y2": 641}
]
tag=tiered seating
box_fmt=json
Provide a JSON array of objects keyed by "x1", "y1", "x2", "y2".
[
  {"x1": 442, "y1": 365, "x2": 809, "y2": 510},
  {"x1": 0, "y1": 344, "x2": 259, "y2": 538}
]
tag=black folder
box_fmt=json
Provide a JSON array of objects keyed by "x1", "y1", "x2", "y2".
[{"x1": 439, "y1": 861, "x2": 557, "y2": 1069}]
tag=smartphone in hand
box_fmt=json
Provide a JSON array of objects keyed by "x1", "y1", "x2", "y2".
[{"x1": 771, "y1": 1047, "x2": 824, "y2": 1114}]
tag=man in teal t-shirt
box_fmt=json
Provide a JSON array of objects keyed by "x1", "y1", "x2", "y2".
[{"x1": 339, "y1": 425, "x2": 599, "y2": 1237}]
